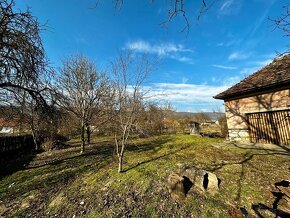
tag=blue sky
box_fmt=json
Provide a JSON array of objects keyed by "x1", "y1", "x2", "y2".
[{"x1": 15, "y1": 0, "x2": 289, "y2": 112}]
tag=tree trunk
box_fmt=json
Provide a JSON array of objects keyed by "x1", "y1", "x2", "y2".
[
  {"x1": 118, "y1": 154, "x2": 123, "y2": 173},
  {"x1": 80, "y1": 121, "x2": 85, "y2": 153},
  {"x1": 86, "y1": 123, "x2": 91, "y2": 144},
  {"x1": 118, "y1": 141, "x2": 125, "y2": 173},
  {"x1": 31, "y1": 129, "x2": 39, "y2": 151}
]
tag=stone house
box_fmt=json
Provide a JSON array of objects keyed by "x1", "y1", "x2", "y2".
[{"x1": 214, "y1": 54, "x2": 290, "y2": 145}]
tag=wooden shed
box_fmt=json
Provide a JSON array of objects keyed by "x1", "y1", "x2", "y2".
[
  {"x1": 214, "y1": 54, "x2": 290, "y2": 145},
  {"x1": 189, "y1": 121, "x2": 200, "y2": 135}
]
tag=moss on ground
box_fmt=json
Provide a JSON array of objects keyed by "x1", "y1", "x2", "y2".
[{"x1": 0, "y1": 134, "x2": 289, "y2": 217}]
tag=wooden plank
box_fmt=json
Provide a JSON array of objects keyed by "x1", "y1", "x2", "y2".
[
  {"x1": 264, "y1": 112, "x2": 269, "y2": 143},
  {"x1": 247, "y1": 115, "x2": 253, "y2": 143},
  {"x1": 277, "y1": 111, "x2": 285, "y2": 144},
  {"x1": 279, "y1": 111, "x2": 286, "y2": 144},
  {"x1": 281, "y1": 111, "x2": 289, "y2": 145},
  {"x1": 266, "y1": 112, "x2": 272, "y2": 144},
  {"x1": 272, "y1": 111, "x2": 278, "y2": 144},
  {"x1": 261, "y1": 112, "x2": 268, "y2": 143},
  {"x1": 260, "y1": 113, "x2": 265, "y2": 143},
  {"x1": 283, "y1": 111, "x2": 289, "y2": 145},
  {"x1": 252, "y1": 114, "x2": 257, "y2": 143},
  {"x1": 287, "y1": 111, "x2": 290, "y2": 145},
  {"x1": 254, "y1": 114, "x2": 259, "y2": 143},
  {"x1": 271, "y1": 111, "x2": 279, "y2": 145},
  {"x1": 267, "y1": 112, "x2": 275, "y2": 144},
  {"x1": 247, "y1": 110, "x2": 290, "y2": 145}
]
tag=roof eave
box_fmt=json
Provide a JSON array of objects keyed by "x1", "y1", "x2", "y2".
[{"x1": 213, "y1": 81, "x2": 290, "y2": 101}]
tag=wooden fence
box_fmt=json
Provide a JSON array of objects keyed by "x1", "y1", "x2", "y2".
[
  {"x1": 247, "y1": 110, "x2": 290, "y2": 145},
  {"x1": 0, "y1": 135, "x2": 34, "y2": 154}
]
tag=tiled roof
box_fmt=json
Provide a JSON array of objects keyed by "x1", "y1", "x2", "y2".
[
  {"x1": 214, "y1": 54, "x2": 290, "y2": 99},
  {"x1": 0, "y1": 118, "x2": 19, "y2": 127}
]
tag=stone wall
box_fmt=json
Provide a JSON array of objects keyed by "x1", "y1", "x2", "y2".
[
  {"x1": 224, "y1": 88, "x2": 290, "y2": 141},
  {"x1": 227, "y1": 129, "x2": 250, "y2": 142}
]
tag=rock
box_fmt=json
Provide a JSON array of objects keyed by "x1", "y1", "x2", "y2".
[
  {"x1": 228, "y1": 207, "x2": 245, "y2": 218},
  {"x1": 203, "y1": 171, "x2": 220, "y2": 195},
  {"x1": 181, "y1": 167, "x2": 220, "y2": 195},
  {"x1": 167, "y1": 166, "x2": 221, "y2": 201},
  {"x1": 167, "y1": 173, "x2": 186, "y2": 202},
  {"x1": 277, "y1": 197, "x2": 290, "y2": 214}
]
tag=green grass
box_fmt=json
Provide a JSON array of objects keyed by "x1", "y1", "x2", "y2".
[{"x1": 0, "y1": 134, "x2": 289, "y2": 217}]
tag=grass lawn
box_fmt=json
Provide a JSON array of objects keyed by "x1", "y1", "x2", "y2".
[{"x1": 0, "y1": 134, "x2": 289, "y2": 217}]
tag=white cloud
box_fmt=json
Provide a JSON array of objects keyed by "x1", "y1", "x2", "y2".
[
  {"x1": 239, "y1": 58, "x2": 272, "y2": 76},
  {"x1": 248, "y1": 1, "x2": 276, "y2": 38},
  {"x1": 255, "y1": 59, "x2": 272, "y2": 66},
  {"x1": 169, "y1": 55, "x2": 194, "y2": 64},
  {"x1": 212, "y1": 64, "x2": 237, "y2": 70},
  {"x1": 237, "y1": 55, "x2": 275, "y2": 76},
  {"x1": 219, "y1": 0, "x2": 242, "y2": 15},
  {"x1": 125, "y1": 40, "x2": 194, "y2": 64},
  {"x1": 228, "y1": 52, "x2": 250, "y2": 60},
  {"x1": 181, "y1": 77, "x2": 188, "y2": 84},
  {"x1": 200, "y1": 108, "x2": 211, "y2": 112},
  {"x1": 125, "y1": 40, "x2": 193, "y2": 56},
  {"x1": 239, "y1": 66, "x2": 262, "y2": 75},
  {"x1": 220, "y1": 0, "x2": 234, "y2": 11},
  {"x1": 223, "y1": 76, "x2": 242, "y2": 86},
  {"x1": 216, "y1": 39, "x2": 241, "y2": 47},
  {"x1": 144, "y1": 83, "x2": 229, "y2": 104},
  {"x1": 216, "y1": 42, "x2": 224, "y2": 47}
]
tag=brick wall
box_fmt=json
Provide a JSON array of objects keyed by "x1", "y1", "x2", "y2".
[{"x1": 224, "y1": 88, "x2": 290, "y2": 141}]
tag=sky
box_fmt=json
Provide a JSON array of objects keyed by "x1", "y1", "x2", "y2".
[{"x1": 15, "y1": 0, "x2": 289, "y2": 112}]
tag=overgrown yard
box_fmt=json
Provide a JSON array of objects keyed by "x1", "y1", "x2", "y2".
[{"x1": 0, "y1": 135, "x2": 289, "y2": 217}]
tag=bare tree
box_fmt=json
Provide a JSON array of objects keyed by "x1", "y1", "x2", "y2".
[
  {"x1": 112, "y1": 51, "x2": 156, "y2": 173},
  {"x1": 2, "y1": 86, "x2": 59, "y2": 150},
  {"x1": 194, "y1": 112, "x2": 210, "y2": 124},
  {"x1": 145, "y1": 103, "x2": 165, "y2": 135},
  {"x1": 89, "y1": 0, "x2": 216, "y2": 33},
  {"x1": 272, "y1": 4, "x2": 290, "y2": 37},
  {"x1": 271, "y1": 3, "x2": 290, "y2": 54},
  {"x1": 57, "y1": 55, "x2": 110, "y2": 153},
  {"x1": 0, "y1": 0, "x2": 50, "y2": 108}
]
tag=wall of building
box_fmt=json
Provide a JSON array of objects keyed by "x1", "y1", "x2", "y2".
[{"x1": 224, "y1": 88, "x2": 290, "y2": 142}]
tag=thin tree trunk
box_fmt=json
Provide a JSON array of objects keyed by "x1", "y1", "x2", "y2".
[
  {"x1": 81, "y1": 120, "x2": 85, "y2": 153},
  {"x1": 86, "y1": 123, "x2": 91, "y2": 144},
  {"x1": 118, "y1": 140, "x2": 126, "y2": 173},
  {"x1": 118, "y1": 154, "x2": 123, "y2": 173},
  {"x1": 31, "y1": 128, "x2": 39, "y2": 151}
]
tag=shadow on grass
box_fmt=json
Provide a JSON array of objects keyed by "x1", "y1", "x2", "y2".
[
  {"x1": 0, "y1": 136, "x2": 170, "y2": 180},
  {"x1": 123, "y1": 145, "x2": 190, "y2": 172},
  {"x1": 0, "y1": 143, "x2": 115, "y2": 202},
  {"x1": 126, "y1": 136, "x2": 172, "y2": 153},
  {"x1": 252, "y1": 203, "x2": 290, "y2": 218},
  {"x1": 251, "y1": 179, "x2": 290, "y2": 218},
  {"x1": 25, "y1": 145, "x2": 115, "y2": 170},
  {"x1": 231, "y1": 142, "x2": 290, "y2": 156},
  {"x1": 0, "y1": 150, "x2": 36, "y2": 180},
  {"x1": 203, "y1": 143, "x2": 290, "y2": 217}
]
